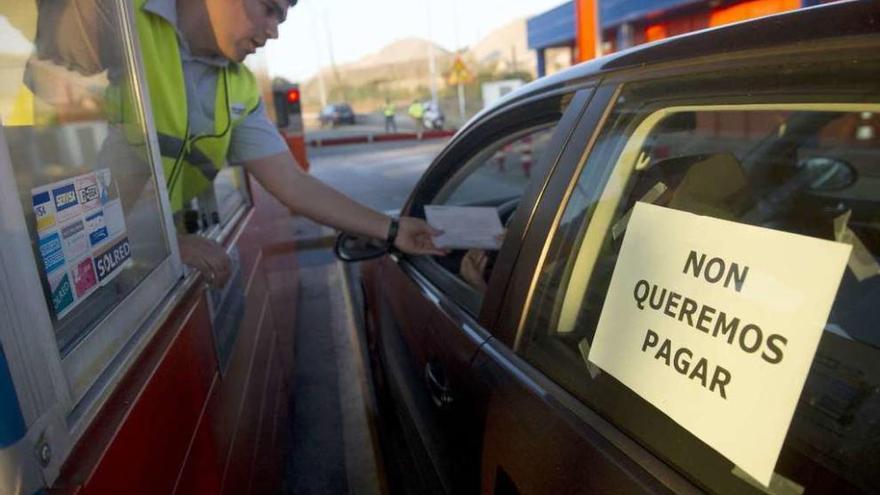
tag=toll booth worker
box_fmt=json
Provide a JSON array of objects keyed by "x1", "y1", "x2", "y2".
[
  {"x1": 383, "y1": 100, "x2": 397, "y2": 133},
  {"x1": 407, "y1": 100, "x2": 424, "y2": 139},
  {"x1": 146, "y1": 0, "x2": 444, "y2": 285},
  {"x1": 34, "y1": 0, "x2": 445, "y2": 287}
]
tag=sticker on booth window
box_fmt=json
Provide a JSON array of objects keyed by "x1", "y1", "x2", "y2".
[
  {"x1": 39, "y1": 231, "x2": 66, "y2": 274},
  {"x1": 96, "y1": 168, "x2": 117, "y2": 205},
  {"x1": 588, "y1": 202, "x2": 851, "y2": 486},
  {"x1": 49, "y1": 270, "x2": 75, "y2": 317},
  {"x1": 33, "y1": 190, "x2": 56, "y2": 232},
  {"x1": 51, "y1": 181, "x2": 81, "y2": 223},
  {"x1": 75, "y1": 173, "x2": 101, "y2": 212},
  {"x1": 94, "y1": 236, "x2": 131, "y2": 284},
  {"x1": 84, "y1": 210, "x2": 109, "y2": 247},
  {"x1": 61, "y1": 220, "x2": 90, "y2": 260},
  {"x1": 73, "y1": 258, "x2": 98, "y2": 298},
  {"x1": 31, "y1": 171, "x2": 132, "y2": 320}
]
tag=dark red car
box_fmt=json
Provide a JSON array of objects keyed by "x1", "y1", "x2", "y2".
[{"x1": 338, "y1": 3, "x2": 880, "y2": 494}]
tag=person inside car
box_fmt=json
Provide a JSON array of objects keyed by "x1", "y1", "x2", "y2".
[{"x1": 458, "y1": 231, "x2": 506, "y2": 293}]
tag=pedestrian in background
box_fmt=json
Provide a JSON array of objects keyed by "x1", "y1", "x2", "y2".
[
  {"x1": 383, "y1": 99, "x2": 397, "y2": 133},
  {"x1": 408, "y1": 99, "x2": 424, "y2": 139}
]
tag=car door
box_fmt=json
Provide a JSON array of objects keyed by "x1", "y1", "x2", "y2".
[
  {"x1": 474, "y1": 42, "x2": 880, "y2": 495},
  {"x1": 366, "y1": 87, "x2": 592, "y2": 494}
]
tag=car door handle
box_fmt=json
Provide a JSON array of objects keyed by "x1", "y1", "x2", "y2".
[{"x1": 425, "y1": 361, "x2": 454, "y2": 409}]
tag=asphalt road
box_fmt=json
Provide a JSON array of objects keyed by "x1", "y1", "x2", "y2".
[
  {"x1": 307, "y1": 139, "x2": 449, "y2": 213},
  {"x1": 285, "y1": 138, "x2": 449, "y2": 495}
]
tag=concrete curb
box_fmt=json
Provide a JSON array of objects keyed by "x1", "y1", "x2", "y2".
[{"x1": 307, "y1": 129, "x2": 456, "y2": 148}]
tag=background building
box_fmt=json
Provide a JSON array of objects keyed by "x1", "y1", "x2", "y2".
[{"x1": 528, "y1": 0, "x2": 839, "y2": 77}]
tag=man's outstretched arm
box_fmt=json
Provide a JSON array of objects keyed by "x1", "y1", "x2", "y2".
[{"x1": 243, "y1": 150, "x2": 444, "y2": 256}]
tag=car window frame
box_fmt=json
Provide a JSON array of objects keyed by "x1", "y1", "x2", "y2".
[
  {"x1": 399, "y1": 85, "x2": 596, "y2": 320},
  {"x1": 499, "y1": 40, "x2": 880, "y2": 495},
  {"x1": 486, "y1": 82, "x2": 616, "y2": 346}
]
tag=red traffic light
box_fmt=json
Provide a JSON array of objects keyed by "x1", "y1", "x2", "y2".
[{"x1": 286, "y1": 89, "x2": 300, "y2": 104}]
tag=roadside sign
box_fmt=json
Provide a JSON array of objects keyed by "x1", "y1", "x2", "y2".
[{"x1": 446, "y1": 56, "x2": 473, "y2": 86}]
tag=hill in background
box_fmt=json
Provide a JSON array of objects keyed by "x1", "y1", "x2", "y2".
[{"x1": 298, "y1": 18, "x2": 536, "y2": 122}]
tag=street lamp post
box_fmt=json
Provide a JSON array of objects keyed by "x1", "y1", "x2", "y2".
[
  {"x1": 425, "y1": 0, "x2": 438, "y2": 107},
  {"x1": 451, "y1": 0, "x2": 465, "y2": 120},
  {"x1": 309, "y1": 14, "x2": 328, "y2": 108}
]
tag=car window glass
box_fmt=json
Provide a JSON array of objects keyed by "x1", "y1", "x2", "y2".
[
  {"x1": 428, "y1": 125, "x2": 556, "y2": 303},
  {"x1": 521, "y1": 63, "x2": 879, "y2": 494},
  {"x1": 414, "y1": 93, "x2": 575, "y2": 314},
  {"x1": 434, "y1": 125, "x2": 554, "y2": 207}
]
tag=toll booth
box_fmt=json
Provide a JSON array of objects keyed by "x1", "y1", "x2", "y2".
[
  {"x1": 273, "y1": 82, "x2": 310, "y2": 172},
  {"x1": 527, "y1": 0, "x2": 835, "y2": 77},
  {"x1": 0, "y1": 2, "x2": 297, "y2": 494}
]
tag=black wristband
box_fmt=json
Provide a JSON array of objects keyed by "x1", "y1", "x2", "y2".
[{"x1": 385, "y1": 218, "x2": 400, "y2": 250}]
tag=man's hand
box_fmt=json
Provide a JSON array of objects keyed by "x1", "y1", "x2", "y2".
[
  {"x1": 244, "y1": 154, "x2": 447, "y2": 257},
  {"x1": 394, "y1": 216, "x2": 446, "y2": 256},
  {"x1": 178, "y1": 234, "x2": 231, "y2": 288}
]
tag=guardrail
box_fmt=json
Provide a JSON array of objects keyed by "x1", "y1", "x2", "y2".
[{"x1": 306, "y1": 129, "x2": 456, "y2": 148}]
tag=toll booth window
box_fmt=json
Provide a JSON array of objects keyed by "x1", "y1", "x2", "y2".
[
  {"x1": 0, "y1": 2, "x2": 171, "y2": 352},
  {"x1": 213, "y1": 166, "x2": 250, "y2": 227},
  {"x1": 521, "y1": 65, "x2": 879, "y2": 494}
]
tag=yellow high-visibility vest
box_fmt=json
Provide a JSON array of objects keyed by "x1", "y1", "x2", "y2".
[
  {"x1": 134, "y1": 0, "x2": 260, "y2": 211},
  {"x1": 408, "y1": 102, "x2": 424, "y2": 119}
]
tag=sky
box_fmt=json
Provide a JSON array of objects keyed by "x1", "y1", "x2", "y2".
[{"x1": 263, "y1": 0, "x2": 567, "y2": 83}]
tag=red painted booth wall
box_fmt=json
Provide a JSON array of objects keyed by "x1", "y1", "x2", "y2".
[{"x1": 50, "y1": 179, "x2": 299, "y2": 495}]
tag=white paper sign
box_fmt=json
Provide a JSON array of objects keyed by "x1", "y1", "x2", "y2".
[
  {"x1": 588, "y1": 203, "x2": 850, "y2": 486},
  {"x1": 425, "y1": 205, "x2": 504, "y2": 250}
]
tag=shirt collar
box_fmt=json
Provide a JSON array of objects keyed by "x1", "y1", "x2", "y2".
[{"x1": 142, "y1": 0, "x2": 229, "y2": 68}]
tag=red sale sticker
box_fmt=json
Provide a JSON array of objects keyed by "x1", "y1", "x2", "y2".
[{"x1": 73, "y1": 257, "x2": 98, "y2": 297}]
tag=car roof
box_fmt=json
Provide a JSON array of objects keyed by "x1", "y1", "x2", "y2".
[{"x1": 470, "y1": 1, "x2": 878, "y2": 125}]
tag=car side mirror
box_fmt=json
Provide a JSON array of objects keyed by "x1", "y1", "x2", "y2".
[{"x1": 334, "y1": 232, "x2": 387, "y2": 262}]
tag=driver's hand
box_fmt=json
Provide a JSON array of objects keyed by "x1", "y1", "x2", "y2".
[
  {"x1": 394, "y1": 217, "x2": 447, "y2": 256},
  {"x1": 460, "y1": 249, "x2": 489, "y2": 292},
  {"x1": 178, "y1": 234, "x2": 231, "y2": 288}
]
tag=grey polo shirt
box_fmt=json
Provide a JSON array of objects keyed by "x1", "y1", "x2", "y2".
[{"x1": 143, "y1": 0, "x2": 288, "y2": 164}]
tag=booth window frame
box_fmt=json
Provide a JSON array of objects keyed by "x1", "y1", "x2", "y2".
[{"x1": 0, "y1": 0, "x2": 187, "y2": 483}]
